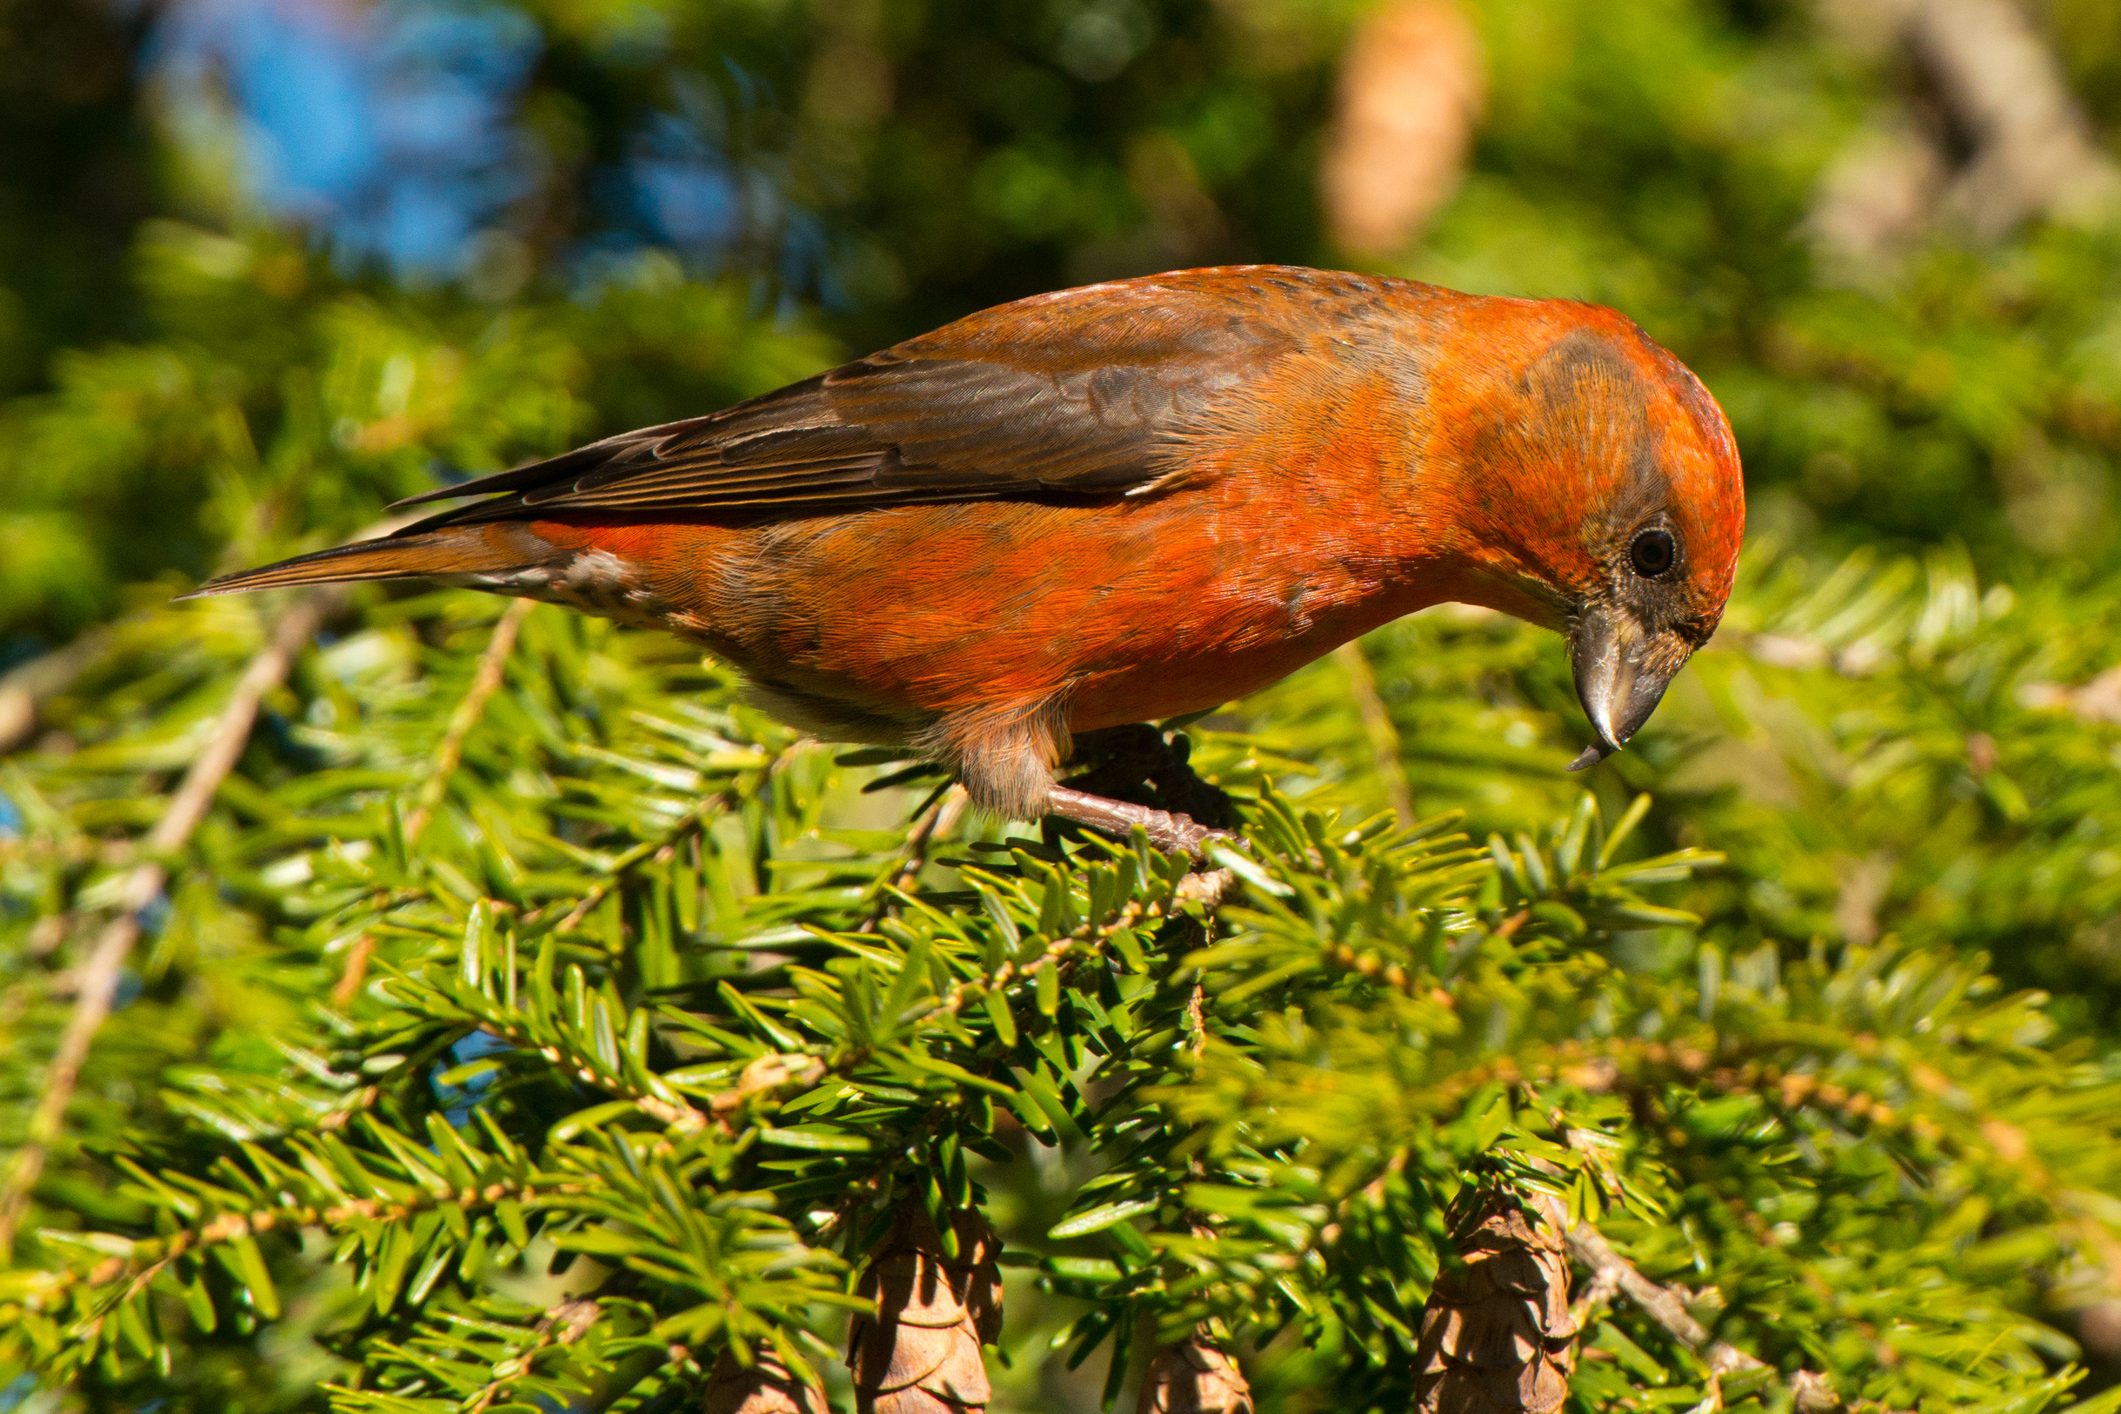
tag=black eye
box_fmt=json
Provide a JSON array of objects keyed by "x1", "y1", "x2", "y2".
[{"x1": 1629, "y1": 528, "x2": 1677, "y2": 578}]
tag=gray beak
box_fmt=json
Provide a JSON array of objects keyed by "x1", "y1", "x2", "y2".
[{"x1": 1566, "y1": 604, "x2": 1684, "y2": 771}]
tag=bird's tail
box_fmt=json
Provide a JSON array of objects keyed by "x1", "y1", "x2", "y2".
[{"x1": 179, "y1": 524, "x2": 539, "y2": 599}]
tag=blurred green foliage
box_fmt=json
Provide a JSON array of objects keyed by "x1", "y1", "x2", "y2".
[{"x1": 4, "y1": 0, "x2": 2121, "y2": 1410}]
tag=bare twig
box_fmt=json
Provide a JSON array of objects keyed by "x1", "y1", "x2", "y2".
[
  {"x1": 464, "y1": 1298, "x2": 601, "y2": 1414},
  {"x1": 0, "y1": 629, "x2": 112, "y2": 756},
  {"x1": 330, "y1": 935, "x2": 377, "y2": 1009},
  {"x1": 2021, "y1": 664, "x2": 2121, "y2": 726},
  {"x1": 404, "y1": 598, "x2": 535, "y2": 844},
  {"x1": 1564, "y1": 1220, "x2": 1859, "y2": 1412},
  {"x1": 0, "y1": 588, "x2": 345, "y2": 1256},
  {"x1": 336, "y1": 600, "x2": 534, "y2": 1005},
  {"x1": 1564, "y1": 1223, "x2": 1720, "y2": 1355},
  {"x1": 0, "y1": 515, "x2": 407, "y2": 761},
  {"x1": 1813, "y1": 0, "x2": 2119, "y2": 262},
  {"x1": 1333, "y1": 640, "x2": 1418, "y2": 822},
  {"x1": 1901, "y1": 0, "x2": 2119, "y2": 237},
  {"x1": 1516, "y1": 1137, "x2": 1871, "y2": 1411}
]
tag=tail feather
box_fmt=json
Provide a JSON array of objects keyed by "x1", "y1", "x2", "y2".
[{"x1": 179, "y1": 526, "x2": 530, "y2": 599}]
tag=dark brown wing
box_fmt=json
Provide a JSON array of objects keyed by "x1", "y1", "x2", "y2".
[{"x1": 395, "y1": 271, "x2": 1298, "y2": 526}]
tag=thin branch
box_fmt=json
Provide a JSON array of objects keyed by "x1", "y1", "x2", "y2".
[
  {"x1": 923, "y1": 865, "x2": 1229, "y2": 1027},
  {"x1": 34, "y1": 1169, "x2": 582, "y2": 1320},
  {"x1": 0, "y1": 588, "x2": 345, "y2": 1257},
  {"x1": 404, "y1": 599, "x2": 535, "y2": 844},
  {"x1": 2021, "y1": 664, "x2": 2121, "y2": 726},
  {"x1": 1513, "y1": 1116, "x2": 1914, "y2": 1410},
  {"x1": 539, "y1": 745, "x2": 798, "y2": 935},
  {"x1": 1563, "y1": 1222, "x2": 1719, "y2": 1353},
  {"x1": 337, "y1": 600, "x2": 534, "y2": 1005},
  {"x1": 1564, "y1": 1208, "x2": 1880, "y2": 1412},
  {"x1": 1333, "y1": 640, "x2": 1417, "y2": 822},
  {"x1": 463, "y1": 1298, "x2": 601, "y2": 1414},
  {"x1": 330, "y1": 935, "x2": 377, "y2": 1009},
  {"x1": 0, "y1": 515, "x2": 406, "y2": 761},
  {"x1": 1902, "y1": 0, "x2": 2119, "y2": 237},
  {"x1": 0, "y1": 628, "x2": 112, "y2": 756},
  {"x1": 1813, "y1": 0, "x2": 2118, "y2": 261}
]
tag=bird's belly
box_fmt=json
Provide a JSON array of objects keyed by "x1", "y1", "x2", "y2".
[
  {"x1": 806, "y1": 509, "x2": 1417, "y2": 717},
  {"x1": 544, "y1": 492, "x2": 1439, "y2": 735},
  {"x1": 1062, "y1": 600, "x2": 1402, "y2": 731}
]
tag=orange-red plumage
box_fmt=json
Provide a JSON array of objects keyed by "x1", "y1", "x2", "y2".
[{"x1": 193, "y1": 266, "x2": 1745, "y2": 849}]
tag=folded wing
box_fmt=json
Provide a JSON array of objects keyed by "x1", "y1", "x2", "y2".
[{"x1": 396, "y1": 272, "x2": 1293, "y2": 527}]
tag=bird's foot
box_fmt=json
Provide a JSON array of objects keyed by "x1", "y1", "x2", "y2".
[
  {"x1": 1063, "y1": 724, "x2": 1235, "y2": 829},
  {"x1": 1042, "y1": 786, "x2": 1235, "y2": 859}
]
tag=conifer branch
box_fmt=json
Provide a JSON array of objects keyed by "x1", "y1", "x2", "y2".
[
  {"x1": 337, "y1": 599, "x2": 535, "y2": 1005},
  {"x1": 405, "y1": 598, "x2": 536, "y2": 845},
  {"x1": 462, "y1": 1298, "x2": 601, "y2": 1413},
  {"x1": 30, "y1": 1169, "x2": 572, "y2": 1323},
  {"x1": 862, "y1": 784, "x2": 969, "y2": 931},
  {"x1": 1138, "y1": 936, "x2": 1252, "y2": 1413},
  {"x1": 0, "y1": 587, "x2": 346, "y2": 1257},
  {"x1": 545, "y1": 769, "x2": 780, "y2": 934}
]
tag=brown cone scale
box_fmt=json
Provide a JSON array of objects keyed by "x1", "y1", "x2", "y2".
[
  {"x1": 1413, "y1": 1189, "x2": 1578, "y2": 1413},
  {"x1": 848, "y1": 1207, "x2": 1003, "y2": 1413},
  {"x1": 703, "y1": 1348, "x2": 826, "y2": 1414},
  {"x1": 1137, "y1": 1331, "x2": 1255, "y2": 1414}
]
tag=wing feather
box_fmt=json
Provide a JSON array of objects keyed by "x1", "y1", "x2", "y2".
[{"x1": 393, "y1": 270, "x2": 1302, "y2": 527}]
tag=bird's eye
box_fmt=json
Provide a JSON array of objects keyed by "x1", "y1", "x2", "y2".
[{"x1": 1629, "y1": 528, "x2": 1678, "y2": 578}]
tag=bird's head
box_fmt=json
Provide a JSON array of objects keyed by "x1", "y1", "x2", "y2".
[{"x1": 1417, "y1": 302, "x2": 1745, "y2": 766}]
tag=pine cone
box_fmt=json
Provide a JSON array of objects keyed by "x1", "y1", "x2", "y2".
[
  {"x1": 1413, "y1": 1188, "x2": 1577, "y2": 1414},
  {"x1": 848, "y1": 1206, "x2": 1002, "y2": 1413},
  {"x1": 1321, "y1": 0, "x2": 1486, "y2": 256},
  {"x1": 1137, "y1": 1332, "x2": 1254, "y2": 1414},
  {"x1": 703, "y1": 1348, "x2": 826, "y2": 1414}
]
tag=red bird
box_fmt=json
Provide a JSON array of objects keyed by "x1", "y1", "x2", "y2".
[{"x1": 192, "y1": 266, "x2": 1745, "y2": 851}]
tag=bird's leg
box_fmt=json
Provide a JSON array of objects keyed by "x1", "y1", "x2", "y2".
[
  {"x1": 934, "y1": 710, "x2": 1235, "y2": 858},
  {"x1": 1043, "y1": 785, "x2": 1226, "y2": 857},
  {"x1": 1045, "y1": 724, "x2": 1236, "y2": 856},
  {"x1": 1064, "y1": 725, "x2": 1234, "y2": 824}
]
